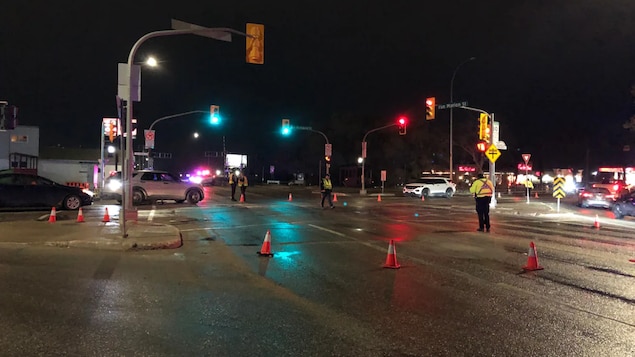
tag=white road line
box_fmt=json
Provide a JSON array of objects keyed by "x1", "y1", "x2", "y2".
[{"x1": 148, "y1": 206, "x2": 156, "y2": 222}]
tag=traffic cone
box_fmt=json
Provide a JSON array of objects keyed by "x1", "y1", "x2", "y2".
[
  {"x1": 102, "y1": 207, "x2": 110, "y2": 223},
  {"x1": 48, "y1": 207, "x2": 57, "y2": 223},
  {"x1": 333, "y1": 193, "x2": 338, "y2": 202},
  {"x1": 522, "y1": 241, "x2": 544, "y2": 271},
  {"x1": 240, "y1": 193, "x2": 245, "y2": 203},
  {"x1": 288, "y1": 193, "x2": 293, "y2": 201},
  {"x1": 377, "y1": 194, "x2": 382, "y2": 202},
  {"x1": 76, "y1": 207, "x2": 85, "y2": 223},
  {"x1": 383, "y1": 240, "x2": 400, "y2": 269},
  {"x1": 421, "y1": 195, "x2": 425, "y2": 202},
  {"x1": 594, "y1": 215, "x2": 600, "y2": 229},
  {"x1": 534, "y1": 192, "x2": 539, "y2": 198},
  {"x1": 257, "y1": 230, "x2": 274, "y2": 257}
]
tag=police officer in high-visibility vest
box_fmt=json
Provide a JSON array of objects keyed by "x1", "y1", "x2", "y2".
[
  {"x1": 320, "y1": 173, "x2": 334, "y2": 209},
  {"x1": 524, "y1": 177, "x2": 534, "y2": 196},
  {"x1": 228, "y1": 170, "x2": 238, "y2": 201},
  {"x1": 469, "y1": 172, "x2": 494, "y2": 232},
  {"x1": 237, "y1": 171, "x2": 248, "y2": 202}
]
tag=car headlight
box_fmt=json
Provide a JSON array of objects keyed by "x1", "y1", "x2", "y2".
[
  {"x1": 82, "y1": 188, "x2": 95, "y2": 197},
  {"x1": 107, "y1": 179, "x2": 122, "y2": 191}
]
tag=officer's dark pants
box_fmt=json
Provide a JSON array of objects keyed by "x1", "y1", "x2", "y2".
[
  {"x1": 231, "y1": 183, "x2": 237, "y2": 200},
  {"x1": 475, "y1": 196, "x2": 492, "y2": 230},
  {"x1": 321, "y1": 190, "x2": 333, "y2": 207}
]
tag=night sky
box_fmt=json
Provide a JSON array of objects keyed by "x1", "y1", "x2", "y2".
[{"x1": 2, "y1": 1, "x2": 635, "y2": 177}]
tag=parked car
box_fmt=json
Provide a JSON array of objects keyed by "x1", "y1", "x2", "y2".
[
  {"x1": 402, "y1": 177, "x2": 456, "y2": 198},
  {"x1": 577, "y1": 187, "x2": 615, "y2": 209},
  {"x1": 104, "y1": 170, "x2": 204, "y2": 205},
  {"x1": 611, "y1": 192, "x2": 635, "y2": 219},
  {"x1": 0, "y1": 172, "x2": 93, "y2": 210}
]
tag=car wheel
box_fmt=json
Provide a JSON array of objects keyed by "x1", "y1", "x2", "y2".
[
  {"x1": 132, "y1": 189, "x2": 145, "y2": 205},
  {"x1": 63, "y1": 195, "x2": 82, "y2": 210},
  {"x1": 186, "y1": 189, "x2": 203, "y2": 204},
  {"x1": 422, "y1": 188, "x2": 430, "y2": 198},
  {"x1": 612, "y1": 204, "x2": 624, "y2": 219},
  {"x1": 445, "y1": 188, "x2": 454, "y2": 198}
]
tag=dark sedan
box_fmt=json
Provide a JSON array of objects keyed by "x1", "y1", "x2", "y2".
[
  {"x1": 0, "y1": 172, "x2": 93, "y2": 210},
  {"x1": 612, "y1": 192, "x2": 635, "y2": 219},
  {"x1": 577, "y1": 187, "x2": 615, "y2": 209}
]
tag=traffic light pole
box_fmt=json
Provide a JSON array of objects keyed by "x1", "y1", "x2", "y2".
[
  {"x1": 145, "y1": 110, "x2": 208, "y2": 169},
  {"x1": 459, "y1": 106, "x2": 497, "y2": 208},
  {"x1": 293, "y1": 126, "x2": 331, "y2": 175},
  {"x1": 360, "y1": 123, "x2": 397, "y2": 195},
  {"x1": 122, "y1": 23, "x2": 250, "y2": 238}
]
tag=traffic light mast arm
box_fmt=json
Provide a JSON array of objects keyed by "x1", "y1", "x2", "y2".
[
  {"x1": 459, "y1": 106, "x2": 492, "y2": 144},
  {"x1": 294, "y1": 126, "x2": 329, "y2": 144},
  {"x1": 362, "y1": 123, "x2": 397, "y2": 143},
  {"x1": 148, "y1": 110, "x2": 209, "y2": 131}
]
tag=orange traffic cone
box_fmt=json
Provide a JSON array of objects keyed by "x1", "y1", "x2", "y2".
[
  {"x1": 288, "y1": 193, "x2": 293, "y2": 201},
  {"x1": 522, "y1": 241, "x2": 544, "y2": 271},
  {"x1": 76, "y1": 207, "x2": 85, "y2": 223},
  {"x1": 240, "y1": 193, "x2": 245, "y2": 203},
  {"x1": 383, "y1": 240, "x2": 400, "y2": 269},
  {"x1": 534, "y1": 192, "x2": 539, "y2": 198},
  {"x1": 377, "y1": 194, "x2": 382, "y2": 202},
  {"x1": 257, "y1": 230, "x2": 274, "y2": 257},
  {"x1": 333, "y1": 193, "x2": 338, "y2": 202},
  {"x1": 48, "y1": 207, "x2": 57, "y2": 223},
  {"x1": 594, "y1": 215, "x2": 600, "y2": 229},
  {"x1": 421, "y1": 195, "x2": 425, "y2": 202},
  {"x1": 102, "y1": 207, "x2": 110, "y2": 223}
]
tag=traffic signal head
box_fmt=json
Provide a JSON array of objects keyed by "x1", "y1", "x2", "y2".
[
  {"x1": 476, "y1": 141, "x2": 487, "y2": 152},
  {"x1": 478, "y1": 113, "x2": 490, "y2": 141},
  {"x1": 397, "y1": 116, "x2": 407, "y2": 135},
  {"x1": 425, "y1": 97, "x2": 436, "y2": 120},
  {"x1": 281, "y1": 118, "x2": 291, "y2": 135},
  {"x1": 210, "y1": 105, "x2": 220, "y2": 125}
]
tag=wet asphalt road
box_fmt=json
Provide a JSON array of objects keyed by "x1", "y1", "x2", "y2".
[{"x1": 0, "y1": 185, "x2": 634, "y2": 356}]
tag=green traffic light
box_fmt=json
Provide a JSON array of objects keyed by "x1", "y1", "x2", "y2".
[
  {"x1": 210, "y1": 114, "x2": 220, "y2": 125},
  {"x1": 281, "y1": 127, "x2": 290, "y2": 135}
]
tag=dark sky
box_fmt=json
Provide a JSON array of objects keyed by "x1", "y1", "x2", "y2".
[{"x1": 2, "y1": 1, "x2": 635, "y2": 173}]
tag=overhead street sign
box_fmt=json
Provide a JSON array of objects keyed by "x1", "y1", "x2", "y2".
[
  {"x1": 437, "y1": 101, "x2": 468, "y2": 110},
  {"x1": 484, "y1": 144, "x2": 501, "y2": 163},
  {"x1": 553, "y1": 177, "x2": 566, "y2": 198}
]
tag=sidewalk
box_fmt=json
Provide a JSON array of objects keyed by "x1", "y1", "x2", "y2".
[{"x1": 0, "y1": 219, "x2": 182, "y2": 251}]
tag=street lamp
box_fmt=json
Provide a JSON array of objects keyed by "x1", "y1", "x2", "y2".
[
  {"x1": 145, "y1": 56, "x2": 158, "y2": 67},
  {"x1": 449, "y1": 56, "x2": 475, "y2": 182}
]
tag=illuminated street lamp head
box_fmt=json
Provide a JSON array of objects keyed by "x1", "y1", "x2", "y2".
[
  {"x1": 193, "y1": 132, "x2": 199, "y2": 139},
  {"x1": 107, "y1": 145, "x2": 116, "y2": 154},
  {"x1": 146, "y1": 56, "x2": 158, "y2": 67}
]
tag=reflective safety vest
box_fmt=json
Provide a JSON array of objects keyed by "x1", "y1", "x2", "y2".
[
  {"x1": 524, "y1": 179, "x2": 534, "y2": 189},
  {"x1": 228, "y1": 173, "x2": 235, "y2": 184},
  {"x1": 238, "y1": 176, "x2": 248, "y2": 187},
  {"x1": 322, "y1": 178, "x2": 332, "y2": 190},
  {"x1": 470, "y1": 178, "x2": 493, "y2": 197}
]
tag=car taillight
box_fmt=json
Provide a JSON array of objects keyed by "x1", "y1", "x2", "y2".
[
  {"x1": 582, "y1": 192, "x2": 593, "y2": 198},
  {"x1": 613, "y1": 184, "x2": 620, "y2": 192}
]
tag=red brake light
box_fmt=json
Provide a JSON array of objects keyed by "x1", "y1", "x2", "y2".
[
  {"x1": 582, "y1": 192, "x2": 593, "y2": 198},
  {"x1": 613, "y1": 184, "x2": 620, "y2": 192}
]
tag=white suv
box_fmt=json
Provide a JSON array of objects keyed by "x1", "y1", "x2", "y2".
[
  {"x1": 105, "y1": 170, "x2": 204, "y2": 205},
  {"x1": 403, "y1": 177, "x2": 456, "y2": 198}
]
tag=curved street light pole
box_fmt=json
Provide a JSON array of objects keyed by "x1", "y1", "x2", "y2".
[
  {"x1": 449, "y1": 56, "x2": 476, "y2": 182},
  {"x1": 122, "y1": 24, "x2": 249, "y2": 237},
  {"x1": 360, "y1": 123, "x2": 397, "y2": 195}
]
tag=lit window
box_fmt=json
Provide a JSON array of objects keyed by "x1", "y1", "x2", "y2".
[{"x1": 10, "y1": 135, "x2": 28, "y2": 143}]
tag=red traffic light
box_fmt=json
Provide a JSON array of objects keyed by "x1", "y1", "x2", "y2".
[
  {"x1": 398, "y1": 117, "x2": 407, "y2": 125},
  {"x1": 476, "y1": 141, "x2": 487, "y2": 152}
]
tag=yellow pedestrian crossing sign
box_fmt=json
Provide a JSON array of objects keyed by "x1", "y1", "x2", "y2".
[{"x1": 484, "y1": 144, "x2": 501, "y2": 163}]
